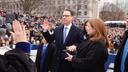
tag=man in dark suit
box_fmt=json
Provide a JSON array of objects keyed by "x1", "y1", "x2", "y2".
[
  {"x1": 42, "y1": 9, "x2": 84, "y2": 72},
  {"x1": 114, "y1": 30, "x2": 128, "y2": 72},
  {"x1": 35, "y1": 36, "x2": 56, "y2": 72}
]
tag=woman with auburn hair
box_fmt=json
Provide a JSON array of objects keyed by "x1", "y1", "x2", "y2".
[{"x1": 65, "y1": 18, "x2": 108, "y2": 72}]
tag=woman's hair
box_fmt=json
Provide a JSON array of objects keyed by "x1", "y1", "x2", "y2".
[
  {"x1": 83, "y1": 20, "x2": 88, "y2": 37},
  {"x1": 84, "y1": 18, "x2": 108, "y2": 47}
]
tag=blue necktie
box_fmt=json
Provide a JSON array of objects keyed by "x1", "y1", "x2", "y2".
[
  {"x1": 40, "y1": 45, "x2": 47, "y2": 72},
  {"x1": 121, "y1": 39, "x2": 128, "y2": 72},
  {"x1": 63, "y1": 27, "x2": 68, "y2": 43}
]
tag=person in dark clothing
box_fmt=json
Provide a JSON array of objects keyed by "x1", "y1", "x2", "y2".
[
  {"x1": 35, "y1": 36, "x2": 56, "y2": 72},
  {"x1": 65, "y1": 18, "x2": 108, "y2": 72},
  {"x1": 42, "y1": 9, "x2": 84, "y2": 72},
  {"x1": 114, "y1": 30, "x2": 128, "y2": 72},
  {"x1": 0, "y1": 20, "x2": 36, "y2": 72}
]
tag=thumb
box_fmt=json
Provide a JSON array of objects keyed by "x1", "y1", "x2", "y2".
[{"x1": 10, "y1": 31, "x2": 15, "y2": 38}]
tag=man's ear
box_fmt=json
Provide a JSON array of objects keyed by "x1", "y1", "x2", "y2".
[
  {"x1": 71, "y1": 17, "x2": 75, "y2": 21},
  {"x1": 72, "y1": 16, "x2": 75, "y2": 20}
]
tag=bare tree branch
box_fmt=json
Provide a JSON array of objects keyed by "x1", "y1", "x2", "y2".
[
  {"x1": 19, "y1": 0, "x2": 43, "y2": 14},
  {"x1": 100, "y1": 2, "x2": 125, "y2": 21}
]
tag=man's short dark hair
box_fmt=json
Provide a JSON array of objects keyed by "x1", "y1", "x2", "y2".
[{"x1": 64, "y1": 9, "x2": 75, "y2": 16}]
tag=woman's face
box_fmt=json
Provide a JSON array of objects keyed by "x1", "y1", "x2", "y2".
[{"x1": 85, "y1": 22, "x2": 96, "y2": 36}]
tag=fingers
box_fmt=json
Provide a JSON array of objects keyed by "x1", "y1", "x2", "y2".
[
  {"x1": 12, "y1": 20, "x2": 26, "y2": 35},
  {"x1": 65, "y1": 57, "x2": 68, "y2": 60},
  {"x1": 66, "y1": 47, "x2": 73, "y2": 52},
  {"x1": 65, "y1": 52, "x2": 73, "y2": 62},
  {"x1": 42, "y1": 23, "x2": 50, "y2": 30},
  {"x1": 43, "y1": 19, "x2": 49, "y2": 25},
  {"x1": 21, "y1": 24, "x2": 26, "y2": 35},
  {"x1": 12, "y1": 20, "x2": 28, "y2": 43},
  {"x1": 10, "y1": 31, "x2": 15, "y2": 38},
  {"x1": 65, "y1": 52, "x2": 70, "y2": 60},
  {"x1": 66, "y1": 45, "x2": 76, "y2": 52},
  {"x1": 12, "y1": 20, "x2": 22, "y2": 32},
  {"x1": 42, "y1": 20, "x2": 51, "y2": 30},
  {"x1": 10, "y1": 31, "x2": 16, "y2": 44}
]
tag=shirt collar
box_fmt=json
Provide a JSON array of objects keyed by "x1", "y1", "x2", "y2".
[
  {"x1": 43, "y1": 43, "x2": 48, "y2": 47},
  {"x1": 64, "y1": 23, "x2": 72, "y2": 29}
]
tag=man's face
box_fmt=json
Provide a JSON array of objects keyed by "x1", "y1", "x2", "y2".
[{"x1": 62, "y1": 11, "x2": 74, "y2": 25}]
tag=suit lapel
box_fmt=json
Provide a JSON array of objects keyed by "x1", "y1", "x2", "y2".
[
  {"x1": 60, "y1": 26, "x2": 64, "y2": 44},
  {"x1": 45, "y1": 44, "x2": 50, "y2": 59}
]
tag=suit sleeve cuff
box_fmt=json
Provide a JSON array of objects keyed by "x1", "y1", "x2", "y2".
[{"x1": 15, "y1": 42, "x2": 32, "y2": 53}]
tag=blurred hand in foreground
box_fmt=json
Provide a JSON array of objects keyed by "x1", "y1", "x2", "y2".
[{"x1": 11, "y1": 20, "x2": 28, "y2": 43}]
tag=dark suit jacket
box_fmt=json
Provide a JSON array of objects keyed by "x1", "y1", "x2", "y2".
[
  {"x1": 72, "y1": 39, "x2": 108, "y2": 72},
  {"x1": 0, "y1": 42, "x2": 36, "y2": 72},
  {"x1": 42, "y1": 24, "x2": 84, "y2": 72},
  {"x1": 35, "y1": 43, "x2": 56, "y2": 72},
  {"x1": 114, "y1": 30, "x2": 128, "y2": 72}
]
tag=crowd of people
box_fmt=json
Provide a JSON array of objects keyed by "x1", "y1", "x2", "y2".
[
  {"x1": 0, "y1": 10, "x2": 83, "y2": 47},
  {"x1": 0, "y1": 9, "x2": 128, "y2": 72},
  {"x1": 107, "y1": 27, "x2": 125, "y2": 53}
]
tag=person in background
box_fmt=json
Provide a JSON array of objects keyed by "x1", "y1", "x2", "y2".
[
  {"x1": 65, "y1": 18, "x2": 108, "y2": 72},
  {"x1": 35, "y1": 36, "x2": 56, "y2": 72},
  {"x1": 0, "y1": 28, "x2": 12, "y2": 54},
  {"x1": 114, "y1": 29, "x2": 128, "y2": 72},
  {"x1": 107, "y1": 36, "x2": 114, "y2": 53}
]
